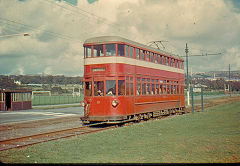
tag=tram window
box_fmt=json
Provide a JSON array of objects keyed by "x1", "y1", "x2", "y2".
[
  {"x1": 159, "y1": 55, "x2": 162, "y2": 64},
  {"x1": 163, "y1": 56, "x2": 165, "y2": 65},
  {"x1": 146, "y1": 51, "x2": 150, "y2": 61},
  {"x1": 118, "y1": 80, "x2": 125, "y2": 95},
  {"x1": 125, "y1": 45, "x2": 129, "y2": 57},
  {"x1": 151, "y1": 84, "x2": 155, "y2": 95},
  {"x1": 140, "y1": 50, "x2": 145, "y2": 60},
  {"x1": 94, "y1": 81, "x2": 104, "y2": 96},
  {"x1": 85, "y1": 46, "x2": 92, "y2": 58},
  {"x1": 126, "y1": 83, "x2": 130, "y2": 95},
  {"x1": 137, "y1": 77, "x2": 140, "y2": 82},
  {"x1": 142, "y1": 83, "x2": 146, "y2": 95},
  {"x1": 136, "y1": 48, "x2": 140, "y2": 59},
  {"x1": 105, "y1": 44, "x2": 116, "y2": 56},
  {"x1": 167, "y1": 85, "x2": 170, "y2": 94},
  {"x1": 160, "y1": 85, "x2": 163, "y2": 94},
  {"x1": 130, "y1": 77, "x2": 133, "y2": 81},
  {"x1": 176, "y1": 60, "x2": 178, "y2": 68},
  {"x1": 169, "y1": 58, "x2": 172, "y2": 66},
  {"x1": 164, "y1": 85, "x2": 167, "y2": 94},
  {"x1": 173, "y1": 59, "x2": 175, "y2": 67},
  {"x1": 131, "y1": 83, "x2": 133, "y2": 95},
  {"x1": 174, "y1": 85, "x2": 176, "y2": 94},
  {"x1": 93, "y1": 45, "x2": 104, "y2": 57},
  {"x1": 85, "y1": 81, "x2": 92, "y2": 96},
  {"x1": 155, "y1": 54, "x2": 158, "y2": 63},
  {"x1": 150, "y1": 52, "x2": 154, "y2": 62},
  {"x1": 105, "y1": 80, "x2": 116, "y2": 96},
  {"x1": 147, "y1": 83, "x2": 150, "y2": 95},
  {"x1": 137, "y1": 83, "x2": 141, "y2": 95},
  {"x1": 118, "y1": 44, "x2": 124, "y2": 56},
  {"x1": 129, "y1": 46, "x2": 133, "y2": 58},
  {"x1": 156, "y1": 84, "x2": 159, "y2": 94},
  {"x1": 171, "y1": 85, "x2": 173, "y2": 94}
]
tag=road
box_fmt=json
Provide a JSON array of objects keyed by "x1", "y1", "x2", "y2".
[{"x1": 0, "y1": 106, "x2": 84, "y2": 125}]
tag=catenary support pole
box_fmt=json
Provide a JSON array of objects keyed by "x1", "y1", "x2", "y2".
[
  {"x1": 191, "y1": 86, "x2": 194, "y2": 113},
  {"x1": 201, "y1": 87, "x2": 203, "y2": 112}
]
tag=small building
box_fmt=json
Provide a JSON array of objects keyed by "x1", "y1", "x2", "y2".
[{"x1": 0, "y1": 90, "x2": 32, "y2": 111}]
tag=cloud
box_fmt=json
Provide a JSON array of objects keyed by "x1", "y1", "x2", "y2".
[{"x1": 0, "y1": 0, "x2": 240, "y2": 76}]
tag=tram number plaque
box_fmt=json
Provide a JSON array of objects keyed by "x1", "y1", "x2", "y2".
[{"x1": 92, "y1": 68, "x2": 106, "y2": 72}]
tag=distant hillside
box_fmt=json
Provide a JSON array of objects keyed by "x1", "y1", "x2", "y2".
[
  {"x1": 0, "y1": 74, "x2": 83, "y2": 86},
  {"x1": 192, "y1": 70, "x2": 240, "y2": 80}
]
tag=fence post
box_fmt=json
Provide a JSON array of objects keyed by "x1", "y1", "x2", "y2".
[
  {"x1": 201, "y1": 87, "x2": 204, "y2": 112},
  {"x1": 191, "y1": 86, "x2": 194, "y2": 113}
]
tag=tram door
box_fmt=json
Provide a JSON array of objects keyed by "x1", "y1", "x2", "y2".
[{"x1": 5, "y1": 92, "x2": 11, "y2": 111}]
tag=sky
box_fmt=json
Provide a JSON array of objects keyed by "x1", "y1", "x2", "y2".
[{"x1": 0, "y1": 0, "x2": 239, "y2": 76}]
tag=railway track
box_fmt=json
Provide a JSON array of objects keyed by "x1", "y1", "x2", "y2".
[
  {"x1": 0, "y1": 122, "x2": 116, "y2": 151},
  {"x1": 0, "y1": 113, "x2": 180, "y2": 151}
]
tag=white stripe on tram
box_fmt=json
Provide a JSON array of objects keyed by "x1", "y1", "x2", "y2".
[{"x1": 84, "y1": 56, "x2": 184, "y2": 74}]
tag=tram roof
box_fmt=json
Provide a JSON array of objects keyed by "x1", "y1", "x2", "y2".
[{"x1": 84, "y1": 36, "x2": 183, "y2": 60}]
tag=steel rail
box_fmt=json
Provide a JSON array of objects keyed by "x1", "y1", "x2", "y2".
[{"x1": 0, "y1": 122, "x2": 115, "y2": 151}]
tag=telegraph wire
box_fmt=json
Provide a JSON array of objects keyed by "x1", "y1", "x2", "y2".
[
  {"x1": 44, "y1": 0, "x2": 123, "y2": 29},
  {"x1": 42, "y1": 0, "x2": 127, "y2": 37},
  {"x1": 0, "y1": 17, "x2": 83, "y2": 43}
]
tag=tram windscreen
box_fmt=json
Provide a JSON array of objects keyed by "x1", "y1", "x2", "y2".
[
  {"x1": 105, "y1": 80, "x2": 116, "y2": 96},
  {"x1": 94, "y1": 81, "x2": 104, "y2": 96},
  {"x1": 93, "y1": 45, "x2": 104, "y2": 57},
  {"x1": 105, "y1": 44, "x2": 116, "y2": 56},
  {"x1": 85, "y1": 82, "x2": 92, "y2": 96}
]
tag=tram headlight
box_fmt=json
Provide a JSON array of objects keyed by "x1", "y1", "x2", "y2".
[
  {"x1": 112, "y1": 99, "x2": 119, "y2": 107},
  {"x1": 80, "y1": 101, "x2": 85, "y2": 107}
]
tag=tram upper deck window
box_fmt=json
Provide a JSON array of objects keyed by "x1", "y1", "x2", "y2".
[
  {"x1": 105, "y1": 44, "x2": 116, "y2": 56},
  {"x1": 163, "y1": 56, "x2": 165, "y2": 65},
  {"x1": 166, "y1": 57, "x2": 169, "y2": 66},
  {"x1": 136, "y1": 48, "x2": 140, "y2": 59},
  {"x1": 146, "y1": 51, "x2": 150, "y2": 61},
  {"x1": 140, "y1": 50, "x2": 145, "y2": 60},
  {"x1": 85, "y1": 46, "x2": 92, "y2": 58},
  {"x1": 85, "y1": 81, "x2": 92, "y2": 96},
  {"x1": 93, "y1": 45, "x2": 104, "y2": 57},
  {"x1": 155, "y1": 54, "x2": 158, "y2": 63},
  {"x1": 118, "y1": 44, "x2": 124, "y2": 56},
  {"x1": 125, "y1": 45, "x2": 129, "y2": 57},
  {"x1": 94, "y1": 81, "x2": 104, "y2": 96},
  {"x1": 129, "y1": 46, "x2": 133, "y2": 58},
  {"x1": 105, "y1": 80, "x2": 116, "y2": 96},
  {"x1": 150, "y1": 52, "x2": 154, "y2": 62}
]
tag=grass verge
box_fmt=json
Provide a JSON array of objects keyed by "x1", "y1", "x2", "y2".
[{"x1": 0, "y1": 100, "x2": 239, "y2": 163}]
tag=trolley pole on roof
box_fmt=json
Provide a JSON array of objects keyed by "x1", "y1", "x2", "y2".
[{"x1": 185, "y1": 43, "x2": 190, "y2": 106}]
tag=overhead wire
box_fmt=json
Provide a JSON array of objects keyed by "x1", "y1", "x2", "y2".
[
  {"x1": 0, "y1": 17, "x2": 83, "y2": 43},
  {"x1": 42, "y1": 0, "x2": 128, "y2": 37}
]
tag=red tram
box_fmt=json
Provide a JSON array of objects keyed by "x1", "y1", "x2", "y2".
[{"x1": 80, "y1": 36, "x2": 185, "y2": 124}]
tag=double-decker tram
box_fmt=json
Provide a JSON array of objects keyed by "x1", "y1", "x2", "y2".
[{"x1": 80, "y1": 36, "x2": 185, "y2": 124}]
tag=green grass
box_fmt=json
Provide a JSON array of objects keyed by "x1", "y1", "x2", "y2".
[
  {"x1": 1, "y1": 100, "x2": 240, "y2": 163},
  {"x1": 32, "y1": 95, "x2": 84, "y2": 106}
]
